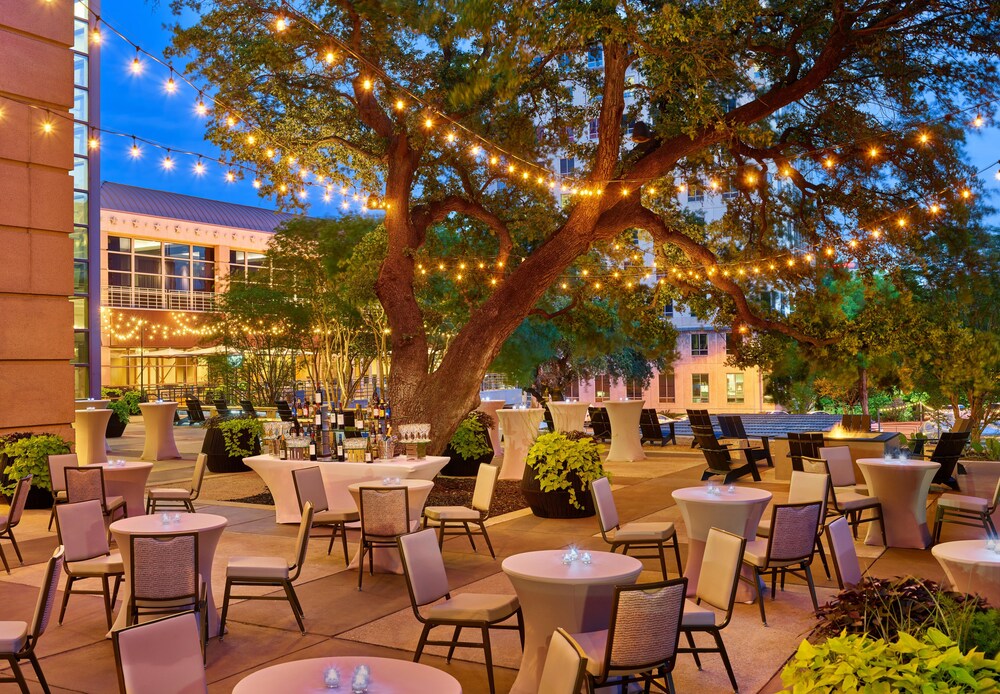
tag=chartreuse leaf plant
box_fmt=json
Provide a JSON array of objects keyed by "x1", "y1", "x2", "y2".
[
  {"x1": 525, "y1": 431, "x2": 608, "y2": 510},
  {"x1": 1, "y1": 433, "x2": 71, "y2": 494}
]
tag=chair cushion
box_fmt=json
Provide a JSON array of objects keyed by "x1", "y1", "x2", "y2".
[
  {"x1": 424, "y1": 506, "x2": 480, "y2": 521},
  {"x1": 837, "y1": 492, "x2": 880, "y2": 512},
  {"x1": 147, "y1": 487, "x2": 191, "y2": 500},
  {"x1": 105, "y1": 496, "x2": 126, "y2": 512},
  {"x1": 938, "y1": 494, "x2": 989, "y2": 513},
  {"x1": 681, "y1": 599, "x2": 717, "y2": 627},
  {"x1": 314, "y1": 509, "x2": 360, "y2": 523},
  {"x1": 227, "y1": 556, "x2": 290, "y2": 580},
  {"x1": 0, "y1": 621, "x2": 27, "y2": 654},
  {"x1": 743, "y1": 539, "x2": 769, "y2": 567},
  {"x1": 569, "y1": 629, "x2": 609, "y2": 676},
  {"x1": 757, "y1": 519, "x2": 772, "y2": 537},
  {"x1": 67, "y1": 551, "x2": 124, "y2": 576},
  {"x1": 424, "y1": 593, "x2": 519, "y2": 623},
  {"x1": 614, "y1": 522, "x2": 676, "y2": 542},
  {"x1": 54, "y1": 490, "x2": 68, "y2": 501}
]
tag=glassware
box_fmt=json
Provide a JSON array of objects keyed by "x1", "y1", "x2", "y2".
[
  {"x1": 161, "y1": 512, "x2": 170, "y2": 525},
  {"x1": 324, "y1": 666, "x2": 340, "y2": 689},
  {"x1": 581, "y1": 551, "x2": 592, "y2": 564},
  {"x1": 351, "y1": 665, "x2": 370, "y2": 693},
  {"x1": 727, "y1": 484, "x2": 736, "y2": 494}
]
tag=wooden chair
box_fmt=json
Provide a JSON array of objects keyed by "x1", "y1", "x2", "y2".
[
  {"x1": 146, "y1": 453, "x2": 207, "y2": 514},
  {"x1": 239, "y1": 400, "x2": 258, "y2": 418},
  {"x1": 933, "y1": 477, "x2": 1000, "y2": 542},
  {"x1": 741, "y1": 501, "x2": 823, "y2": 625},
  {"x1": 930, "y1": 431, "x2": 971, "y2": 491},
  {"x1": 588, "y1": 407, "x2": 611, "y2": 441},
  {"x1": 678, "y1": 528, "x2": 746, "y2": 692},
  {"x1": 112, "y1": 612, "x2": 208, "y2": 694},
  {"x1": 0, "y1": 546, "x2": 63, "y2": 694},
  {"x1": 55, "y1": 500, "x2": 123, "y2": 630},
  {"x1": 570, "y1": 578, "x2": 688, "y2": 693},
  {"x1": 592, "y1": 476, "x2": 682, "y2": 579},
  {"x1": 397, "y1": 529, "x2": 523, "y2": 694},
  {"x1": 826, "y1": 516, "x2": 863, "y2": 589},
  {"x1": 640, "y1": 409, "x2": 675, "y2": 446},
  {"x1": 717, "y1": 415, "x2": 773, "y2": 467},
  {"x1": 213, "y1": 398, "x2": 232, "y2": 418},
  {"x1": 787, "y1": 432, "x2": 824, "y2": 473},
  {"x1": 687, "y1": 409, "x2": 714, "y2": 448},
  {"x1": 423, "y1": 463, "x2": 499, "y2": 558},
  {"x1": 184, "y1": 398, "x2": 206, "y2": 425},
  {"x1": 840, "y1": 414, "x2": 871, "y2": 432},
  {"x1": 692, "y1": 426, "x2": 761, "y2": 483},
  {"x1": 220, "y1": 503, "x2": 314, "y2": 636},
  {"x1": 0, "y1": 475, "x2": 32, "y2": 574}
]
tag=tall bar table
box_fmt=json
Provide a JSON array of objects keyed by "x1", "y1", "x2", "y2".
[
  {"x1": 547, "y1": 400, "x2": 591, "y2": 433},
  {"x1": 139, "y1": 401, "x2": 181, "y2": 461},
  {"x1": 476, "y1": 398, "x2": 506, "y2": 455},
  {"x1": 604, "y1": 400, "x2": 646, "y2": 461},
  {"x1": 496, "y1": 408, "x2": 544, "y2": 480},
  {"x1": 74, "y1": 408, "x2": 112, "y2": 465}
]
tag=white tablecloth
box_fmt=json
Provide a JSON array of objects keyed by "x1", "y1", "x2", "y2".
[
  {"x1": 139, "y1": 402, "x2": 181, "y2": 461},
  {"x1": 857, "y1": 458, "x2": 939, "y2": 548},
  {"x1": 496, "y1": 408, "x2": 544, "y2": 481},
  {"x1": 347, "y1": 479, "x2": 434, "y2": 574},
  {"x1": 476, "y1": 399, "x2": 506, "y2": 455},
  {"x1": 94, "y1": 462, "x2": 153, "y2": 518},
  {"x1": 932, "y1": 540, "x2": 1000, "y2": 606},
  {"x1": 232, "y1": 656, "x2": 462, "y2": 694},
  {"x1": 502, "y1": 549, "x2": 642, "y2": 693},
  {"x1": 110, "y1": 512, "x2": 227, "y2": 637},
  {"x1": 604, "y1": 400, "x2": 646, "y2": 462},
  {"x1": 672, "y1": 486, "x2": 772, "y2": 600},
  {"x1": 243, "y1": 455, "x2": 448, "y2": 523},
  {"x1": 547, "y1": 401, "x2": 591, "y2": 433},
  {"x1": 74, "y1": 408, "x2": 112, "y2": 466}
]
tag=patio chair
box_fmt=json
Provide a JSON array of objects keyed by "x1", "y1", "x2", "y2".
[
  {"x1": 678, "y1": 528, "x2": 746, "y2": 692},
  {"x1": 933, "y1": 477, "x2": 1000, "y2": 542},
  {"x1": 275, "y1": 400, "x2": 298, "y2": 424},
  {"x1": 55, "y1": 500, "x2": 124, "y2": 630},
  {"x1": 291, "y1": 466, "x2": 359, "y2": 563},
  {"x1": 840, "y1": 414, "x2": 871, "y2": 432},
  {"x1": 826, "y1": 516, "x2": 863, "y2": 589},
  {"x1": 146, "y1": 453, "x2": 207, "y2": 514},
  {"x1": 816, "y1": 447, "x2": 886, "y2": 543},
  {"x1": 592, "y1": 476, "x2": 682, "y2": 579},
  {"x1": 930, "y1": 431, "x2": 971, "y2": 491},
  {"x1": 46, "y1": 453, "x2": 78, "y2": 531},
  {"x1": 692, "y1": 426, "x2": 762, "y2": 483},
  {"x1": 213, "y1": 398, "x2": 232, "y2": 418},
  {"x1": 0, "y1": 546, "x2": 63, "y2": 694},
  {"x1": 239, "y1": 399, "x2": 257, "y2": 418},
  {"x1": 787, "y1": 432, "x2": 824, "y2": 473},
  {"x1": 184, "y1": 398, "x2": 206, "y2": 425},
  {"x1": 128, "y1": 533, "x2": 208, "y2": 651},
  {"x1": 0, "y1": 475, "x2": 31, "y2": 574},
  {"x1": 538, "y1": 628, "x2": 588, "y2": 694},
  {"x1": 220, "y1": 502, "x2": 314, "y2": 637},
  {"x1": 423, "y1": 463, "x2": 499, "y2": 558},
  {"x1": 543, "y1": 405, "x2": 556, "y2": 433},
  {"x1": 717, "y1": 414, "x2": 773, "y2": 467},
  {"x1": 741, "y1": 501, "x2": 824, "y2": 625},
  {"x1": 65, "y1": 466, "x2": 127, "y2": 530},
  {"x1": 588, "y1": 407, "x2": 611, "y2": 441},
  {"x1": 357, "y1": 486, "x2": 410, "y2": 591},
  {"x1": 112, "y1": 612, "x2": 208, "y2": 694},
  {"x1": 756, "y1": 471, "x2": 831, "y2": 579},
  {"x1": 570, "y1": 578, "x2": 687, "y2": 693},
  {"x1": 397, "y1": 528, "x2": 523, "y2": 694},
  {"x1": 687, "y1": 409, "x2": 714, "y2": 448},
  {"x1": 641, "y1": 409, "x2": 676, "y2": 446}
]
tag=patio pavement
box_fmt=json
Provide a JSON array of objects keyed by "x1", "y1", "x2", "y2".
[{"x1": 0, "y1": 420, "x2": 996, "y2": 693}]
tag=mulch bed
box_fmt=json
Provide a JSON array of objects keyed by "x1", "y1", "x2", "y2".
[{"x1": 229, "y1": 476, "x2": 529, "y2": 516}]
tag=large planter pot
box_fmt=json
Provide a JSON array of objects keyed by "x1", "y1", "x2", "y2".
[
  {"x1": 520, "y1": 464, "x2": 596, "y2": 519},
  {"x1": 106, "y1": 415, "x2": 127, "y2": 439},
  {"x1": 201, "y1": 427, "x2": 258, "y2": 473},
  {"x1": 440, "y1": 432, "x2": 494, "y2": 477},
  {"x1": 0, "y1": 452, "x2": 53, "y2": 509}
]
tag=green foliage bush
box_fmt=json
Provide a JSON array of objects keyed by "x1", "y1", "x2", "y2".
[
  {"x1": 525, "y1": 431, "x2": 607, "y2": 510},
  {"x1": 448, "y1": 410, "x2": 494, "y2": 460},
  {"x1": 0, "y1": 433, "x2": 72, "y2": 494},
  {"x1": 782, "y1": 629, "x2": 1000, "y2": 693},
  {"x1": 206, "y1": 415, "x2": 263, "y2": 458},
  {"x1": 969, "y1": 438, "x2": 1000, "y2": 461},
  {"x1": 102, "y1": 387, "x2": 143, "y2": 426}
]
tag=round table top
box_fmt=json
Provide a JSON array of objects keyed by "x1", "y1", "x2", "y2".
[
  {"x1": 548, "y1": 401, "x2": 591, "y2": 409},
  {"x1": 602, "y1": 399, "x2": 644, "y2": 410},
  {"x1": 110, "y1": 512, "x2": 228, "y2": 535},
  {"x1": 347, "y1": 479, "x2": 434, "y2": 493},
  {"x1": 496, "y1": 407, "x2": 544, "y2": 415},
  {"x1": 932, "y1": 540, "x2": 1000, "y2": 565},
  {"x1": 93, "y1": 460, "x2": 154, "y2": 472},
  {"x1": 502, "y1": 549, "x2": 642, "y2": 585},
  {"x1": 138, "y1": 400, "x2": 178, "y2": 409},
  {"x1": 76, "y1": 399, "x2": 110, "y2": 407},
  {"x1": 74, "y1": 407, "x2": 112, "y2": 417},
  {"x1": 856, "y1": 457, "x2": 940, "y2": 470},
  {"x1": 232, "y1": 656, "x2": 462, "y2": 694},
  {"x1": 672, "y1": 485, "x2": 773, "y2": 505}
]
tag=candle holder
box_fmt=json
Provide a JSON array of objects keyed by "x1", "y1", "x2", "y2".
[
  {"x1": 323, "y1": 665, "x2": 341, "y2": 689},
  {"x1": 351, "y1": 665, "x2": 371, "y2": 693}
]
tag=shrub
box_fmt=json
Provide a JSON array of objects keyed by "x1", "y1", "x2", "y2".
[
  {"x1": 102, "y1": 387, "x2": 143, "y2": 426},
  {"x1": 525, "y1": 431, "x2": 607, "y2": 510},
  {"x1": 448, "y1": 410, "x2": 494, "y2": 460},
  {"x1": 782, "y1": 629, "x2": 1000, "y2": 693},
  {"x1": 1, "y1": 433, "x2": 72, "y2": 494},
  {"x1": 206, "y1": 414, "x2": 263, "y2": 458}
]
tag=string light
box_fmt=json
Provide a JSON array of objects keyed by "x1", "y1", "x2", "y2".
[
  {"x1": 274, "y1": 16, "x2": 288, "y2": 32},
  {"x1": 90, "y1": 24, "x2": 101, "y2": 45},
  {"x1": 129, "y1": 49, "x2": 142, "y2": 75},
  {"x1": 40, "y1": 119, "x2": 54, "y2": 134},
  {"x1": 161, "y1": 152, "x2": 174, "y2": 170},
  {"x1": 193, "y1": 158, "x2": 206, "y2": 176},
  {"x1": 128, "y1": 137, "x2": 141, "y2": 159}
]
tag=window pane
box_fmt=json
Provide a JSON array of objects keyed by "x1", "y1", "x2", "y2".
[
  {"x1": 230, "y1": 250, "x2": 244, "y2": 263},
  {"x1": 73, "y1": 155, "x2": 88, "y2": 190},
  {"x1": 164, "y1": 243, "x2": 190, "y2": 258},
  {"x1": 192, "y1": 246, "x2": 214, "y2": 261},
  {"x1": 71, "y1": 226, "x2": 88, "y2": 258},
  {"x1": 135, "y1": 256, "x2": 161, "y2": 274},
  {"x1": 74, "y1": 122, "x2": 87, "y2": 156},
  {"x1": 691, "y1": 333, "x2": 708, "y2": 356},
  {"x1": 74, "y1": 191, "x2": 88, "y2": 224},
  {"x1": 73, "y1": 19, "x2": 88, "y2": 52},
  {"x1": 192, "y1": 261, "x2": 214, "y2": 279},
  {"x1": 74, "y1": 54, "x2": 88, "y2": 87},
  {"x1": 692, "y1": 374, "x2": 709, "y2": 403},
  {"x1": 74, "y1": 366, "x2": 89, "y2": 400},
  {"x1": 165, "y1": 259, "x2": 190, "y2": 276},
  {"x1": 108, "y1": 272, "x2": 131, "y2": 287},
  {"x1": 108, "y1": 253, "x2": 131, "y2": 271},
  {"x1": 108, "y1": 236, "x2": 131, "y2": 252},
  {"x1": 71, "y1": 297, "x2": 87, "y2": 329},
  {"x1": 73, "y1": 331, "x2": 89, "y2": 364},
  {"x1": 133, "y1": 239, "x2": 161, "y2": 255},
  {"x1": 73, "y1": 261, "x2": 88, "y2": 293},
  {"x1": 727, "y1": 374, "x2": 745, "y2": 404},
  {"x1": 246, "y1": 253, "x2": 266, "y2": 266},
  {"x1": 135, "y1": 274, "x2": 161, "y2": 289},
  {"x1": 193, "y1": 279, "x2": 214, "y2": 293},
  {"x1": 166, "y1": 276, "x2": 190, "y2": 292},
  {"x1": 72, "y1": 88, "x2": 87, "y2": 120}
]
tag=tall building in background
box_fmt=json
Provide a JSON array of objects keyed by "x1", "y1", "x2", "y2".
[{"x1": 0, "y1": 0, "x2": 90, "y2": 436}]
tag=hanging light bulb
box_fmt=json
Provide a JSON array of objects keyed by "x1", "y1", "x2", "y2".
[
  {"x1": 324, "y1": 50, "x2": 336, "y2": 65},
  {"x1": 90, "y1": 25, "x2": 101, "y2": 45},
  {"x1": 164, "y1": 71, "x2": 178, "y2": 94},
  {"x1": 225, "y1": 171, "x2": 236, "y2": 183},
  {"x1": 161, "y1": 153, "x2": 175, "y2": 171},
  {"x1": 274, "y1": 16, "x2": 288, "y2": 32},
  {"x1": 252, "y1": 179, "x2": 262, "y2": 189},
  {"x1": 195, "y1": 97, "x2": 208, "y2": 116},
  {"x1": 395, "y1": 99, "x2": 405, "y2": 111},
  {"x1": 40, "y1": 120, "x2": 54, "y2": 134},
  {"x1": 193, "y1": 158, "x2": 206, "y2": 176},
  {"x1": 246, "y1": 134, "x2": 256, "y2": 145},
  {"x1": 129, "y1": 49, "x2": 143, "y2": 75},
  {"x1": 226, "y1": 116, "x2": 237, "y2": 128},
  {"x1": 87, "y1": 134, "x2": 100, "y2": 150},
  {"x1": 128, "y1": 138, "x2": 141, "y2": 158}
]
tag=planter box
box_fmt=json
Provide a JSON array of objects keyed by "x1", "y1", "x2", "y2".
[
  {"x1": 440, "y1": 432, "x2": 494, "y2": 477},
  {"x1": 201, "y1": 427, "x2": 259, "y2": 473},
  {"x1": 0, "y1": 452, "x2": 53, "y2": 509},
  {"x1": 106, "y1": 415, "x2": 127, "y2": 439},
  {"x1": 520, "y1": 464, "x2": 596, "y2": 518}
]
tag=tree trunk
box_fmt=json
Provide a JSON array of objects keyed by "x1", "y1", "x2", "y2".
[{"x1": 858, "y1": 366, "x2": 869, "y2": 415}]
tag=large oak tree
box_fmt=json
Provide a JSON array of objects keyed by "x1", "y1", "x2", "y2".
[{"x1": 171, "y1": 0, "x2": 1000, "y2": 449}]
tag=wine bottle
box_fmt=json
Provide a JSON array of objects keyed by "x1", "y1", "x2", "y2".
[
  {"x1": 355, "y1": 403, "x2": 365, "y2": 430},
  {"x1": 336, "y1": 404, "x2": 345, "y2": 428},
  {"x1": 363, "y1": 433, "x2": 373, "y2": 463},
  {"x1": 314, "y1": 389, "x2": 323, "y2": 405},
  {"x1": 336, "y1": 433, "x2": 345, "y2": 461},
  {"x1": 279, "y1": 434, "x2": 288, "y2": 460},
  {"x1": 309, "y1": 428, "x2": 318, "y2": 461}
]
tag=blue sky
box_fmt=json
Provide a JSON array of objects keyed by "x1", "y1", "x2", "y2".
[{"x1": 99, "y1": 1, "x2": 999, "y2": 221}]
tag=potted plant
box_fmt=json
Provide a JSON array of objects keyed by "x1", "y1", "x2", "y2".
[
  {"x1": 1, "y1": 432, "x2": 71, "y2": 509},
  {"x1": 201, "y1": 414, "x2": 263, "y2": 473},
  {"x1": 521, "y1": 431, "x2": 607, "y2": 518},
  {"x1": 102, "y1": 387, "x2": 142, "y2": 438},
  {"x1": 441, "y1": 411, "x2": 495, "y2": 476}
]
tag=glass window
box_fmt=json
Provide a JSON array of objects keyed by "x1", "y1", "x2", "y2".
[
  {"x1": 74, "y1": 366, "x2": 89, "y2": 400},
  {"x1": 134, "y1": 256, "x2": 161, "y2": 274},
  {"x1": 726, "y1": 332, "x2": 738, "y2": 355},
  {"x1": 164, "y1": 243, "x2": 190, "y2": 258},
  {"x1": 133, "y1": 239, "x2": 161, "y2": 255},
  {"x1": 108, "y1": 253, "x2": 131, "y2": 271},
  {"x1": 73, "y1": 191, "x2": 87, "y2": 224},
  {"x1": 588, "y1": 118, "x2": 599, "y2": 140},
  {"x1": 73, "y1": 156, "x2": 88, "y2": 190},
  {"x1": 626, "y1": 378, "x2": 643, "y2": 400},
  {"x1": 166, "y1": 276, "x2": 190, "y2": 292},
  {"x1": 564, "y1": 378, "x2": 580, "y2": 399},
  {"x1": 594, "y1": 374, "x2": 610, "y2": 402},
  {"x1": 135, "y1": 274, "x2": 161, "y2": 289},
  {"x1": 74, "y1": 54, "x2": 88, "y2": 87},
  {"x1": 727, "y1": 373, "x2": 745, "y2": 404},
  {"x1": 192, "y1": 246, "x2": 214, "y2": 261},
  {"x1": 687, "y1": 186, "x2": 704, "y2": 203},
  {"x1": 72, "y1": 88, "x2": 87, "y2": 120},
  {"x1": 230, "y1": 250, "x2": 245, "y2": 263},
  {"x1": 73, "y1": 260, "x2": 88, "y2": 294},
  {"x1": 193, "y1": 279, "x2": 215, "y2": 293},
  {"x1": 658, "y1": 373, "x2": 675, "y2": 403},
  {"x1": 73, "y1": 123, "x2": 87, "y2": 156},
  {"x1": 192, "y1": 261, "x2": 214, "y2": 279},
  {"x1": 73, "y1": 331, "x2": 89, "y2": 364},
  {"x1": 73, "y1": 19, "x2": 88, "y2": 52},
  {"x1": 108, "y1": 272, "x2": 131, "y2": 287},
  {"x1": 71, "y1": 297, "x2": 87, "y2": 329},
  {"x1": 165, "y1": 259, "x2": 190, "y2": 276},
  {"x1": 108, "y1": 236, "x2": 131, "y2": 252},
  {"x1": 691, "y1": 333, "x2": 708, "y2": 356},
  {"x1": 663, "y1": 301, "x2": 673, "y2": 318},
  {"x1": 71, "y1": 226, "x2": 88, "y2": 258},
  {"x1": 587, "y1": 46, "x2": 604, "y2": 69},
  {"x1": 559, "y1": 158, "x2": 575, "y2": 176},
  {"x1": 692, "y1": 374, "x2": 710, "y2": 403}
]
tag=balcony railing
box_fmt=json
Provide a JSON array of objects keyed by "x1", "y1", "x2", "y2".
[{"x1": 103, "y1": 286, "x2": 217, "y2": 312}]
